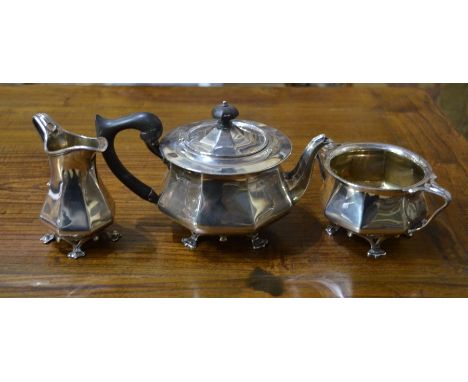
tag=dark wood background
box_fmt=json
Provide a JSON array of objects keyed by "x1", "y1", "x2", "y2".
[{"x1": 0, "y1": 85, "x2": 466, "y2": 297}]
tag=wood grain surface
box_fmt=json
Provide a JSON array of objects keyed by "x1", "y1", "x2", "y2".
[{"x1": 0, "y1": 84, "x2": 466, "y2": 297}]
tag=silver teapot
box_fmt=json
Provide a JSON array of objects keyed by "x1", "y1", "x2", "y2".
[
  {"x1": 33, "y1": 113, "x2": 121, "y2": 259},
  {"x1": 96, "y1": 101, "x2": 330, "y2": 249},
  {"x1": 319, "y1": 142, "x2": 451, "y2": 258}
]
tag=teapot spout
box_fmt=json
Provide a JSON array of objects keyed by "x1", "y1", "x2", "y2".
[{"x1": 284, "y1": 134, "x2": 330, "y2": 204}]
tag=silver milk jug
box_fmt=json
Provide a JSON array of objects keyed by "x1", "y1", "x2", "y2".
[{"x1": 33, "y1": 113, "x2": 120, "y2": 259}]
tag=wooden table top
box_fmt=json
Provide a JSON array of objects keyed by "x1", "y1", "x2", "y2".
[{"x1": 0, "y1": 84, "x2": 466, "y2": 297}]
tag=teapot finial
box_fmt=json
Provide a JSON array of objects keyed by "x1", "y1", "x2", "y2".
[{"x1": 212, "y1": 101, "x2": 239, "y2": 128}]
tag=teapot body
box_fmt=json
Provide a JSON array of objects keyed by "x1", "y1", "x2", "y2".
[{"x1": 158, "y1": 164, "x2": 294, "y2": 236}]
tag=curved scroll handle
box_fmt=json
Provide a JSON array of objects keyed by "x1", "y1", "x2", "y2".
[
  {"x1": 95, "y1": 112, "x2": 163, "y2": 204},
  {"x1": 407, "y1": 179, "x2": 452, "y2": 235}
]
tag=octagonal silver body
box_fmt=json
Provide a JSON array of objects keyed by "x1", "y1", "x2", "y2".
[
  {"x1": 158, "y1": 165, "x2": 294, "y2": 236},
  {"x1": 34, "y1": 113, "x2": 119, "y2": 259},
  {"x1": 319, "y1": 142, "x2": 451, "y2": 258}
]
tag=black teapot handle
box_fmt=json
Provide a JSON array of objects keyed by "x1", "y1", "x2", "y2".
[{"x1": 95, "y1": 112, "x2": 163, "y2": 204}]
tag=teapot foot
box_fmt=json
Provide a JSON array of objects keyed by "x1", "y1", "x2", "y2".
[
  {"x1": 250, "y1": 233, "x2": 268, "y2": 250},
  {"x1": 40, "y1": 233, "x2": 56, "y2": 244},
  {"x1": 325, "y1": 224, "x2": 340, "y2": 236},
  {"x1": 363, "y1": 236, "x2": 387, "y2": 259},
  {"x1": 182, "y1": 232, "x2": 200, "y2": 250}
]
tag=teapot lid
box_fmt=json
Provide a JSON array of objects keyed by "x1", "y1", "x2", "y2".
[{"x1": 159, "y1": 101, "x2": 292, "y2": 175}]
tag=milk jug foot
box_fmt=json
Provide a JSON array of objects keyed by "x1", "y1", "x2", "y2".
[
  {"x1": 40, "y1": 233, "x2": 56, "y2": 244},
  {"x1": 325, "y1": 224, "x2": 340, "y2": 236},
  {"x1": 182, "y1": 232, "x2": 200, "y2": 249},
  {"x1": 107, "y1": 230, "x2": 122, "y2": 242},
  {"x1": 250, "y1": 233, "x2": 268, "y2": 250},
  {"x1": 67, "y1": 241, "x2": 86, "y2": 259}
]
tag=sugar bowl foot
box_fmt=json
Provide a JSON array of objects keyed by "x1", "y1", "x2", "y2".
[
  {"x1": 325, "y1": 225, "x2": 388, "y2": 258},
  {"x1": 362, "y1": 236, "x2": 387, "y2": 258},
  {"x1": 250, "y1": 233, "x2": 269, "y2": 250},
  {"x1": 182, "y1": 232, "x2": 200, "y2": 249}
]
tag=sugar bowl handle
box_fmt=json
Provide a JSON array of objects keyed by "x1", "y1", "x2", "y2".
[
  {"x1": 95, "y1": 112, "x2": 163, "y2": 204},
  {"x1": 317, "y1": 140, "x2": 337, "y2": 181},
  {"x1": 407, "y1": 179, "x2": 452, "y2": 234}
]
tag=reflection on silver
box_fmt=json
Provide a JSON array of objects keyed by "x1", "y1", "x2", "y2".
[
  {"x1": 286, "y1": 272, "x2": 353, "y2": 297},
  {"x1": 313, "y1": 276, "x2": 353, "y2": 298},
  {"x1": 33, "y1": 113, "x2": 120, "y2": 259},
  {"x1": 161, "y1": 119, "x2": 293, "y2": 176},
  {"x1": 319, "y1": 142, "x2": 451, "y2": 258}
]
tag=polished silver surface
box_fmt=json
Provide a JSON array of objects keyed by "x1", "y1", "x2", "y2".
[
  {"x1": 185, "y1": 120, "x2": 268, "y2": 157},
  {"x1": 156, "y1": 103, "x2": 330, "y2": 248},
  {"x1": 319, "y1": 142, "x2": 451, "y2": 258},
  {"x1": 158, "y1": 133, "x2": 329, "y2": 248},
  {"x1": 284, "y1": 134, "x2": 329, "y2": 204},
  {"x1": 158, "y1": 166, "x2": 294, "y2": 237},
  {"x1": 159, "y1": 102, "x2": 292, "y2": 176},
  {"x1": 33, "y1": 113, "x2": 120, "y2": 259},
  {"x1": 158, "y1": 129, "x2": 328, "y2": 248}
]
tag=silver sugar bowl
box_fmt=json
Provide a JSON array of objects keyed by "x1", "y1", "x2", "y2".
[{"x1": 319, "y1": 142, "x2": 451, "y2": 258}]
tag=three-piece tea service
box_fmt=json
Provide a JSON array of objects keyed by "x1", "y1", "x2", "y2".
[{"x1": 33, "y1": 101, "x2": 451, "y2": 259}]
